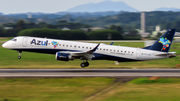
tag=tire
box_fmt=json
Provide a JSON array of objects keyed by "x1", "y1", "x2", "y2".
[
  {"x1": 84, "y1": 62, "x2": 89, "y2": 67},
  {"x1": 80, "y1": 63, "x2": 85, "y2": 68},
  {"x1": 18, "y1": 56, "x2": 21, "y2": 59}
]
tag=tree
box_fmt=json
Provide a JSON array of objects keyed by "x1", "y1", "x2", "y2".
[
  {"x1": 109, "y1": 25, "x2": 116, "y2": 30},
  {"x1": 57, "y1": 20, "x2": 67, "y2": 24},
  {"x1": 25, "y1": 22, "x2": 36, "y2": 29},
  {"x1": 124, "y1": 29, "x2": 141, "y2": 40},
  {"x1": 18, "y1": 28, "x2": 88, "y2": 40},
  {"x1": 156, "y1": 32, "x2": 162, "y2": 38},
  {"x1": 3, "y1": 23, "x2": 16, "y2": 27},
  {"x1": 46, "y1": 24, "x2": 55, "y2": 29},
  {"x1": 3, "y1": 29, "x2": 18, "y2": 37},
  {"x1": 16, "y1": 20, "x2": 25, "y2": 31},
  {"x1": 126, "y1": 29, "x2": 140, "y2": 37},
  {"x1": 0, "y1": 28, "x2": 4, "y2": 37},
  {"x1": 37, "y1": 22, "x2": 48, "y2": 28},
  {"x1": 88, "y1": 30, "x2": 123, "y2": 40},
  {"x1": 109, "y1": 25, "x2": 124, "y2": 34}
]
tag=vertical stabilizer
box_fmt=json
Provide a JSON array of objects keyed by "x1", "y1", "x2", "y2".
[{"x1": 149, "y1": 29, "x2": 176, "y2": 52}]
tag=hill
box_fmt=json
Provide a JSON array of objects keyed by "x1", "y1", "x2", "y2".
[
  {"x1": 70, "y1": 11, "x2": 180, "y2": 31},
  {"x1": 0, "y1": 16, "x2": 19, "y2": 25},
  {"x1": 155, "y1": 7, "x2": 180, "y2": 12},
  {"x1": 67, "y1": 0, "x2": 138, "y2": 12},
  {"x1": 4, "y1": 11, "x2": 123, "y2": 19}
]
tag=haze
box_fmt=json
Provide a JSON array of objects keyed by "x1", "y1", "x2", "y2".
[{"x1": 0, "y1": 0, "x2": 180, "y2": 14}]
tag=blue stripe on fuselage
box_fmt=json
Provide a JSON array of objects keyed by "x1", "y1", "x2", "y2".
[{"x1": 13, "y1": 48, "x2": 139, "y2": 62}]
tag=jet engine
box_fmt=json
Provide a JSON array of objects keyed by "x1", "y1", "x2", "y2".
[{"x1": 56, "y1": 52, "x2": 74, "y2": 61}]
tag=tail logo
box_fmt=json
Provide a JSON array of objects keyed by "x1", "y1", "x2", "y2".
[
  {"x1": 159, "y1": 37, "x2": 171, "y2": 50},
  {"x1": 51, "y1": 41, "x2": 59, "y2": 49}
]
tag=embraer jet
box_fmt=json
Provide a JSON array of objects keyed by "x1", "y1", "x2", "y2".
[{"x1": 2, "y1": 29, "x2": 176, "y2": 68}]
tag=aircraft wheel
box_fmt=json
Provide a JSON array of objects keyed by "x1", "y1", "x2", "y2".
[
  {"x1": 80, "y1": 63, "x2": 86, "y2": 68},
  {"x1": 18, "y1": 56, "x2": 21, "y2": 59},
  {"x1": 17, "y1": 51, "x2": 22, "y2": 59},
  {"x1": 84, "y1": 62, "x2": 89, "y2": 67}
]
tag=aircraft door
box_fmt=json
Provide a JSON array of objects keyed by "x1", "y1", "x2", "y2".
[
  {"x1": 136, "y1": 48, "x2": 141, "y2": 59},
  {"x1": 22, "y1": 37, "x2": 28, "y2": 47}
]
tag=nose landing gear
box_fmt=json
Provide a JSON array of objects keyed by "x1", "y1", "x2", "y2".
[
  {"x1": 80, "y1": 60, "x2": 89, "y2": 68},
  {"x1": 17, "y1": 51, "x2": 22, "y2": 59}
]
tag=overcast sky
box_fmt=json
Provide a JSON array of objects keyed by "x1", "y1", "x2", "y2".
[{"x1": 0, "y1": 0, "x2": 180, "y2": 14}]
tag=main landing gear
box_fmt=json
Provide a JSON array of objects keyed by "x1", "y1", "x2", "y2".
[
  {"x1": 80, "y1": 60, "x2": 89, "y2": 68},
  {"x1": 17, "y1": 51, "x2": 22, "y2": 59}
]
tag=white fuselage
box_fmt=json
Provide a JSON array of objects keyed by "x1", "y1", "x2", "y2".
[{"x1": 2, "y1": 36, "x2": 169, "y2": 62}]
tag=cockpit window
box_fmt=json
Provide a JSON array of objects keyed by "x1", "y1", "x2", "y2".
[{"x1": 11, "y1": 38, "x2": 17, "y2": 41}]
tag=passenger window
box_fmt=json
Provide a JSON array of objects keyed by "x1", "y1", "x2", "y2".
[
  {"x1": 106, "y1": 49, "x2": 108, "y2": 51},
  {"x1": 86, "y1": 47, "x2": 88, "y2": 49},
  {"x1": 59, "y1": 44, "x2": 61, "y2": 46}
]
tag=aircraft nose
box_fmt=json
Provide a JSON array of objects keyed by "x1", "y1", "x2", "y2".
[{"x1": 2, "y1": 42, "x2": 7, "y2": 48}]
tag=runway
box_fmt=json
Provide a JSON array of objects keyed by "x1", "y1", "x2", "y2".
[{"x1": 1, "y1": 69, "x2": 180, "y2": 77}]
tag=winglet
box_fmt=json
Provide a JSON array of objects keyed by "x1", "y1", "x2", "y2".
[
  {"x1": 87, "y1": 44, "x2": 100, "y2": 54},
  {"x1": 110, "y1": 42, "x2": 114, "y2": 45}
]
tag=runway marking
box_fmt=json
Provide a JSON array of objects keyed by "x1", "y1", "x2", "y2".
[{"x1": 1, "y1": 69, "x2": 180, "y2": 77}]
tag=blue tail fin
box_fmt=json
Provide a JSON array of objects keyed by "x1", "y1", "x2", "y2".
[{"x1": 145, "y1": 29, "x2": 176, "y2": 52}]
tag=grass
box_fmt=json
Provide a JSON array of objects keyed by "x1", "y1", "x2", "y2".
[
  {"x1": 99, "y1": 78, "x2": 180, "y2": 101},
  {"x1": 128, "y1": 78, "x2": 179, "y2": 84},
  {"x1": 0, "y1": 77, "x2": 115, "y2": 101},
  {"x1": 1, "y1": 77, "x2": 180, "y2": 101},
  {"x1": 0, "y1": 37, "x2": 12, "y2": 41},
  {"x1": 0, "y1": 42, "x2": 180, "y2": 68},
  {"x1": 101, "y1": 83, "x2": 180, "y2": 101}
]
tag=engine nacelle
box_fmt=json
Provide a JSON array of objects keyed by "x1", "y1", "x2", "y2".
[{"x1": 56, "y1": 52, "x2": 73, "y2": 61}]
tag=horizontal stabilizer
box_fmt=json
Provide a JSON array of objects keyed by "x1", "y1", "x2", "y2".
[
  {"x1": 143, "y1": 45, "x2": 151, "y2": 49},
  {"x1": 155, "y1": 52, "x2": 176, "y2": 58}
]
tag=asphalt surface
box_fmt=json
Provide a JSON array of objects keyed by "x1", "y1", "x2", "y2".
[{"x1": 1, "y1": 69, "x2": 180, "y2": 77}]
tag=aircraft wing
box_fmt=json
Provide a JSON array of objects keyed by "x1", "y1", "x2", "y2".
[{"x1": 61, "y1": 44, "x2": 100, "y2": 60}]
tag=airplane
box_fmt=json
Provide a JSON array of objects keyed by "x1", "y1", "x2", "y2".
[{"x1": 2, "y1": 29, "x2": 176, "y2": 68}]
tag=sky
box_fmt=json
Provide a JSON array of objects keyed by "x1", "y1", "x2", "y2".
[{"x1": 0, "y1": 0, "x2": 180, "y2": 14}]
